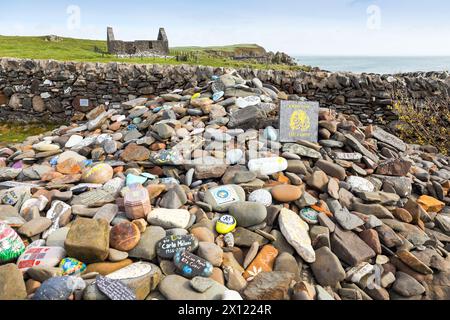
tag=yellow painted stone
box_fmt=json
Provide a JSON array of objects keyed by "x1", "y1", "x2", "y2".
[
  {"x1": 191, "y1": 93, "x2": 201, "y2": 100},
  {"x1": 216, "y1": 215, "x2": 237, "y2": 234}
]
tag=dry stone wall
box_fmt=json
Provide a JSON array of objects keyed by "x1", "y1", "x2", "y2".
[{"x1": 0, "y1": 58, "x2": 449, "y2": 125}]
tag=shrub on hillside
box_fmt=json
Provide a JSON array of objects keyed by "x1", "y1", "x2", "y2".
[{"x1": 389, "y1": 88, "x2": 450, "y2": 155}]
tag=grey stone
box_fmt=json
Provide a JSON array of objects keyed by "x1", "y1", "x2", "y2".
[
  {"x1": 128, "y1": 226, "x2": 166, "y2": 261},
  {"x1": 242, "y1": 271, "x2": 296, "y2": 300},
  {"x1": 18, "y1": 217, "x2": 52, "y2": 237},
  {"x1": 315, "y1": 160, "x2": 347, "y2": 181},
  {"x1": 229, "y1": 202, "x2": 267, "y2": 228},
  {"x1": 345, "y1": 134, "x2": 379, "y2": 163},
  {"x1": 159, "y1": 275, "x2": 226, "y2": 300},
  {"x1": 283, "y1": 143, "x2": 321, "y2": 159},
  {"x1": 372, "y1": 127, "x2": 407, "y2": 152},
  {"x1": 352, "y1": 202, "x2": 394, "y2": 219},
  {"x1": 274, "y1": 252, "x2": 300, "y2": 279},
  {"x1": 334, "y1": 207, "x2": 365, "y2": 231},
  {"x1": 392, "y1": 272, "x2": 426, "y2": 297},
  {"x1": 233, "y1": 227, "x2": 268, "y2": 247},
  {"x1": 311, "y1": 247, "x2": 346, "y2": 287},
  {"x1": 0, "y1": 264, "x2": 27, "y2": 300},
  {"x1": 331, "y1": 226, "x2": 376, "y2": 267}
]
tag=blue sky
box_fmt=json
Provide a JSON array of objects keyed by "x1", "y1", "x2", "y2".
[{"x1": 1, "y1": 0, "x2": 450, "y2": 56}]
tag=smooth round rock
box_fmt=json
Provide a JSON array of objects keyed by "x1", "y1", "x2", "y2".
[
  {"x1": 248, "y1": 189, "x2": 273, "y2": 207},
  {"x1": 128, "y1": 227, "x2": 166, "y2": 261},
  {"x1": 81, "y1": 163, "x2": 114, "y2": 184},
  {"x1": 33, "y1": 142, "x2": 60, "y2": 152},
  {"x1": 233, "y1": 171, "x2": 257, "y2": 184},
  {"x1": 104, "y1": 140, "x2": 117, "y2": 154},
  {"x1": 109, "y1": 222, "x2": 141, "y2": 252},
  {"x1": 190, "y1": 227, "x2": 215, "y2": 243},
  {"x1": 57, "y1": 151, "x2": 87, "y2": 164},
  {"x1": 271, "y1": 185, "x2": 303, "y2": 202},
  {"x1": 216, "y1": 215, "x2": 237, "y2": 234},
  {"x1": 226, "y1": 149, "x2": 244, "y2": 165},
  {"x1": 159, "y1": 274, "x2": 226, "y2": 300},
  {"x1": 108, "y1": 248, "x2": 129, "y2": 262},
  {"x1": 229, "y1": 202, "x2": 267, "y2": 228},
  {"x1": 197, "y1": 242, "x2": 224, "y2": 267}
]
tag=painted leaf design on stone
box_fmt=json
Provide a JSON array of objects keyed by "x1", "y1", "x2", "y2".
[{"x1": 246, "y1": 266, "x2": 263, "y2": 282}]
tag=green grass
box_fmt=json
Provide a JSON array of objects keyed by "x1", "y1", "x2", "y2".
[
  {"x1": 0, "y1": 122, "x2": 57, "y2": 146},
  {"x1": 0, "y1": 35, "x2": 307, "y2": 71}
]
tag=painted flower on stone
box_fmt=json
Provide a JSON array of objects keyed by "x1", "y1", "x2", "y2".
[{"x1": 246, "y1": 266, "x2": 263, "y2": 282}]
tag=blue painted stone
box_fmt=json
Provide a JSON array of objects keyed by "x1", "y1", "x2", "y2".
[
  {"x1": 212, "y1": 91, "x2": 224, "y2": 102},
  {"x1": 173, "y1": 251, "x2": 213, "y2": 279},
  {"x1": 126, "y1": 174, "x2": 148, "y2": 186}
]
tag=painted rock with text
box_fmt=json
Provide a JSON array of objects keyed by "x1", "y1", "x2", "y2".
[
  {"x1": 173, "y1": 251, "x2": 214, "y2": 279},
  {"x1": 156, "y1": 235, "x2": 199, "y2": 259}
]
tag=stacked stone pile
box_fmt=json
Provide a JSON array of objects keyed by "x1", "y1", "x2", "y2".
[{"x1": 0, "y1": 71, "x2": 449, "y2": 301}]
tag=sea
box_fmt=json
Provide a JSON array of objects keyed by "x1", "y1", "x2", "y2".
[{"x1": 294, "y1": 56, "x2": 450, "y2": 75}]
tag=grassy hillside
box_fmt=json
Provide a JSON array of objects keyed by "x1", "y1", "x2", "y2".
[{"x1": 0, "y1": 35, "x2": 306, "y2": 71}]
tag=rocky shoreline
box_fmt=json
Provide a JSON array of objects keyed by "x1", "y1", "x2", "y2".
[{"x1": 0, "y1": 71, "x2": 449, "y2": 301}]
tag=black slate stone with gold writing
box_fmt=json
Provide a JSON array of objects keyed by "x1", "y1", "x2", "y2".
[{"x1": 279, "y1": 101, "x2": 319, "y2": 143}]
